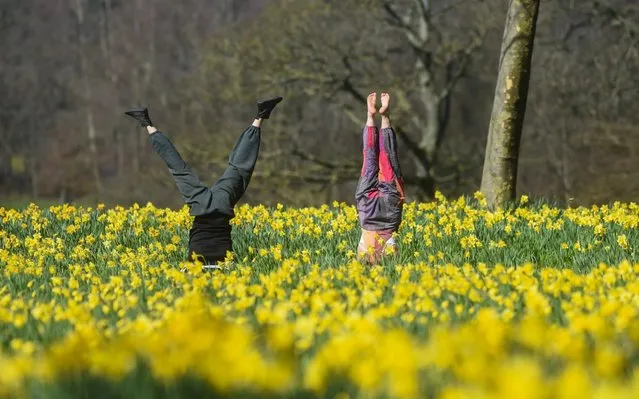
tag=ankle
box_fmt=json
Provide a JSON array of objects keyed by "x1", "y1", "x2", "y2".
[
  {"x1": 366, "y1": 114, "x2": 375, "y2": 127},
  {"x1": 147, "y1": 126, "x2": 158, "y2": 134},
  {"x1": 381, "y1": 115, "x2": 391, "y2": 129},
  {"x1": 252, "y1": 119, "x2": 262, "y2": 128}
]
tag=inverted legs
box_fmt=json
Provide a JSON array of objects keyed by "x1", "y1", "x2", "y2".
[
  {"x1": 149, "y1": 131, "x2": 214, "y2": 216},
  {"x1": 209, "y1": 125, "x2": 261, "y2": 215},
  {"x1": 355, "y1": 92, "x2": 405, "y2": 232},
  {"x1": 148, "y1": 123, "x2": 261, "y2": 217}
]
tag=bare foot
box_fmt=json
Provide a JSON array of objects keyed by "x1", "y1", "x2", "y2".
[
  {"x1": 379, "y1": 92, "x2": 390, "y2": 115},
  {"x1": 367, "y1": 93, "x2": 377, "y2": 115}
]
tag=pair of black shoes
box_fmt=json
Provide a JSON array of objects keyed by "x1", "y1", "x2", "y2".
[{"x1": 124, "y1": 96, "x2": 283, "y2": 127}]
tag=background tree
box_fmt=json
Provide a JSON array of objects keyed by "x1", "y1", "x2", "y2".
[
  {"x1": 185, "y1": 0, "x2": 498, "y2": 202},
  {"x1": 480, "y1": 0, "x2": 540, "y2": 208},
  {"x1": 71, "y1": 0, "x2": 102, "y2": 197},
  {"x1": 520, "y1": 0, "x2": 639, "y2": 205},
  {"x1": 1, "y1": 0, "x2": 638, "y2": 208}
]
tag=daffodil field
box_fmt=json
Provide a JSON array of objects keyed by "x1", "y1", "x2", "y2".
[{"x1": 1, "y1": 192, "x2": 639, "y2": 398}]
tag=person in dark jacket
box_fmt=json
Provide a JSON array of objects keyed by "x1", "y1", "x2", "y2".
[
  {"x1": 125, "y1": 96, "x2": 283, "y2": 269},
  {"x1": 355, "y1": 92, "x2": 405, "y2": 264}
]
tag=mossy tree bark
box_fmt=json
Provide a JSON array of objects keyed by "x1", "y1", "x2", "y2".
[{"x1": 480, "y1": 0, "x2": 540, "y2": 208}]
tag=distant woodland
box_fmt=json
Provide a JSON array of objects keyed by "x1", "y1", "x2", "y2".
[{"x1": 1, "y1": 0, "x2": 637, "y2": 208}]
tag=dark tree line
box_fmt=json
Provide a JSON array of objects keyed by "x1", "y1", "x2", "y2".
[{"x1": 0, "y1": 0, "x2": 637, "y2": 208}]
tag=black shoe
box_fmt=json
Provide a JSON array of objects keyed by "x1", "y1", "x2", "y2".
[
  {"x1": 256, "y1": 96, "x2": 283, "y2": 119},
  {"x1": 125, "y1": 108, "x2": 153, "y2": 127}
]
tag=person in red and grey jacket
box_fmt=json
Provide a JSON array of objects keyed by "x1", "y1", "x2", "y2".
[
  {"x1": 125, "y1": 96, "x2": 283, "y2": 270},
  {"x1": 355, "y1": 92, "x2": 405, "y2": 264}
]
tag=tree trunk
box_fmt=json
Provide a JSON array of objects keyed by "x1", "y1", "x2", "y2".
[
  {"x1": 480, "y1": 0, "x2": 540, "y2": 208},
  {"x1": 130, "y1": 0, "x2": 156, "y2": 189},
  {"x1": 28, "y1": 118, "x2": 39, "y2": 198},
  {"x1": 99, "y1": 0, "x2": 126, "y2": 179},
  {"x1": 73, "y1": 0, "x2": 102, "y2": 198},
  {"x1": 113, "y1": 127, "x2": 125, "y2": 177},
  {"x1": 559, "y1": 119, "x2": 571, "y2": 205},
  {"x1": 412, "y1": 159, "x2": 435, "y2": 201},
  {"x1": 99, "y1": 0, "x2": 117, "y2": 84},
  {"x1": 413, "y1": 3, "x2": 439, "y2": 201}
]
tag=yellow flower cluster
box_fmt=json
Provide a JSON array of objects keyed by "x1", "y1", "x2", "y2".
[{"x1": 0, "y1": 194, "x2": 638, "y2": 397}]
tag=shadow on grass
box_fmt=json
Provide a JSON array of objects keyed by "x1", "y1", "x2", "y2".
[{"x1": 25, "y1": 368, "x2": 323, "y2": 399}]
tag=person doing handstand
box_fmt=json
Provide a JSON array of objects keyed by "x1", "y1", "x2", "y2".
[
  {"x1": 124, "y1": 97, "x2": 283, "y2": 269},
  {"x1": 356, "y1": 92, "x2": 405, "y2": 264}
]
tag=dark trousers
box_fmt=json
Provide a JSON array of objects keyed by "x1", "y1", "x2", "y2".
[{"x1": 149, "y1": 125, "x2": 261, "y2": 217}]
